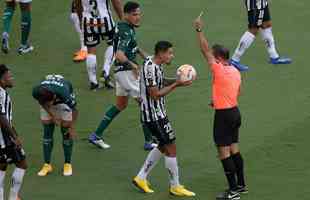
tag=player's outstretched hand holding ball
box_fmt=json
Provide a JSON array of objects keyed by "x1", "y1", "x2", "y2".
[{"x1": 176, "y1": 64, "x2": 197, "y2": 87}]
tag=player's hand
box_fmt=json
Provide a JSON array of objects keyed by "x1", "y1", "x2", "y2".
[
  {"x1": 176, "y1": 79, "x2": 193, "y2": 87},
  {"x1": 194, "y1": 11, "x2": 204, "y2": 30},
  {"x1": 13, "y1": 137, "x2": 22, "y2": 148},
  {"x1": 68, "y1": 127, "x2": 77, "y2": 139},
  {"x1": 132, "y1": 63, "x2": 140, "y2": 80},
  {"x1": 53, "y1": 118, "x2": 61, "y2": 126}
]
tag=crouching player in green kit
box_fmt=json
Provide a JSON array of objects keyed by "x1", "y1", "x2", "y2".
[{"x1": 32, "y1": 74, "x2": 78, "y2": 177}]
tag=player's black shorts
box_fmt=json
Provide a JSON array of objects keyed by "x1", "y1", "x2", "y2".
[
  {"x1": 0, "y1": 145, "x2": 26, "y2": 164},
  {"x1": 144, "y1": 117, "x2": 176, "y2": 147},
  {"x1": 247, "y1": 6, "x2": 271, "y2": 28},
  {"x1": 213, "y1": 107, "x2": 241, "y2": 146},
  {"x1": 83, "y1": 17, "x2": 117, "y2": 47}
]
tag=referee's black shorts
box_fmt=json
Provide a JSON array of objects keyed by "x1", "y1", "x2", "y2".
[
  {"x1": 247, "y1": 6, "x2": 271, "y2": 28},
  {"x1": 213, "y1": 107, "x2": 241, "y2": 146}
]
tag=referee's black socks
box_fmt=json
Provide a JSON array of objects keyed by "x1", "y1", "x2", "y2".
[
  {"x1": 221, "y1": 156, "x2": 238, "y2": 191},
  {"x1": 232, "y1": 152, "x2": 246, "y2": 187}
]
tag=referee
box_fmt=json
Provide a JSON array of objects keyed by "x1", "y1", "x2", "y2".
[{"x1": 194, "y1": 14, "x2": 247, "y2": 200}]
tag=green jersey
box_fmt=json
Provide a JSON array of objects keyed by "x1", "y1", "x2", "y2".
[
  {"x1": 115, "y1": 22, "x2": 138, "y2": 72},
  {"x1": 32, "y1": 74, "x2": 77, "y2": 109}
]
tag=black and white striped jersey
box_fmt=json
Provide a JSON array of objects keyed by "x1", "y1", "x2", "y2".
[
  {"x1": 0, "y1": 87, "x2": 12, "y2": 148},
  {"x1": 140, "y1": 57, "x2": 167, "y2": 122},
  {"x1": 245, "y1": 0, "x2": 268, "y2": 11},
  {"x1": 82, "y1": 0, "x2": 115, "y2": 33}
]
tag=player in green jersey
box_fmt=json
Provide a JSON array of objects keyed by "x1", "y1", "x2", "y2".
[
  {"x1": 88, "y1": 1, "x2": 156, "y2": 151},
  {"x1": 32, "y1": 74, "x2": 78, "y2": 177}
]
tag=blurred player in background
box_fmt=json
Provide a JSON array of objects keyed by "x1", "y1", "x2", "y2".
[
  {"x1": 81, "y1": 0, "x2": 123, "y2": 90},
  {"x1": 32, "y1": 75, "x2": 78, "y2": 177},
  {"x1": 88, "y1": 1, "x2": 156, "y2": 151},
  {"x1": 1, "y1": 0, "x2": 33, "y2": 54},
  {"x1": 230, "y1": 0, "x2": 292, "y2": 71},
  {"x1": 0, "y1": 64, "x2": 27, "y2": 200}
]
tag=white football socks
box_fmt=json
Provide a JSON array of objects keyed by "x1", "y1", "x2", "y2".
[
  {"x1": 70, "y1": 13, "x2": 87, "y2": 52},
  {"x1": 86, "y1": 54, "x2": 98, "y2": 84},
  {"x1": 165, "y1": 156, "x2": 180, "y2": 187},
  {"x1": 232, "y1": 31, "x2": 256, "y2": 62},
  {"x1": 9, "y1": 168, "x2": 25, "y2": 200},
  {"x1": 137, "y1": 148, "x2": 162, "y2": 180},
  {"x1": 260, "y1": 27, "x2": 279, "y2": 59},
  {"x1": 103, "y1": 45, "x2": 115, "y2": 76},
  {"x1": 0, "y1": 170, "x2": 5, "y2": 200}
]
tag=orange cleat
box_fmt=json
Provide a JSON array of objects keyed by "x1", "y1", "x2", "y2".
[{"x1": 73, "y1": 50, "x2": 87, "y2": 62}]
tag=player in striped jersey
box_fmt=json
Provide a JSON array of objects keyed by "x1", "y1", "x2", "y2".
[
  {"x1": 0, "y1": 64, "x2": 27, "y2": 200},
  {"x1": 132, "y1": 41, "x2": 195, "y2": 197},
  {"x1": 1, "y1": 0, "x2": 33, "y2": 54},
  {"x1": 230, "y1": 0, "x2": 292, "y2": 71},
  {"x1": 81, "y1": 0, "x2": 123, "y2": 90}
]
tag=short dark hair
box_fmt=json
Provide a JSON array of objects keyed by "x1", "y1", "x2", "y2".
[
  {"x1": 35, "y1": 87, "x2": 54, "y2": 105},
  {"x1": 212, "y1": 44, "x2": 230, "y2": 60},
  {"x1": 0, "y1": 64, "x2": 9, "y2": 80},
  {"x1": 124, "y1": 1, "x2": 140, "y2": 13},
  {"x1": 155, "y1": 41, "x2": 173, "y2": 55}
]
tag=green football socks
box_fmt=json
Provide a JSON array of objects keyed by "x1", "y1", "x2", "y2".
[
  {"x1": 20, "y1": 10, "x2": 31, "y2": 46},
  {"x1": 43, "y1": 123, "x2": 55, "y2": 164},
  {"x1": 2, "y1": 6, "x2": 15, "y2": 34},
  {"x1": 95, "y1": 105, "x2": 120, "y2": 137},
  {"x1": 61, "y1": 127, "x2": 73, "y2": 164}
]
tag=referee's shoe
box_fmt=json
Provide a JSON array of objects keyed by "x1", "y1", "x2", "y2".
[{"x1": 216, "y1": 189, "x2": 240, "y2": 200}]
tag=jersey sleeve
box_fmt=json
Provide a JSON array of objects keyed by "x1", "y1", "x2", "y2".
[
  {"x1": 0, "y1": 90, "x2": 6, "y2": 114},
  {"x1": 117, "y1": 27, "x2": 131, "y2": 52},
  {"x1": 144, "y1": 63, "x2": 157, "y2": 87},
  {"x1": 59, "y1": 88, "x2": 77, "y2": 109}
]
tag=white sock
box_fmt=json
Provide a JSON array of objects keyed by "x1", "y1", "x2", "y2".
[
  {"x1": 260, "y1": 27, "x2": 279, "y2": 59},
  {"x1": 103, "y1": 45, "x2": 115, "y2": 76},
  {"x1": 0, "y1": 170, "x2": 5, "y2": 200},
  {"x1": 86, "y1": 54, "x2": 98, "y2": 84},
  {"x1": 70, "y1": 13, "x2": 87, "y2": 51},
  {"x1": 137, "y1": 148, "x2": 162, "y2": 180},
  {"x1": 9, "y1": 168, "x2": 25, "y2": 200},
  {"x1": 232, "y1": 31, "x2": 256, "y2": 62},
  {"x1": 165, "y1": 156, "x2": 180, "y2": 187}
]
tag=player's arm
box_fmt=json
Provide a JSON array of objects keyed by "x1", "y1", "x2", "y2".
[
  {"x1": 137, "y1": 48, "x2": 148, "y2": 60},
  {"x1": 0, "y1": 115, "x2": 19, "y2": 144},
  {"x1": 146, "y1": 65, "x2": 191, "y2": 100},
  {"x1": 74, "y1": 0, "x2": 83, "y2": 22},
  {"x1": 111, "y1": 0, "x2": 124, "y2": 20},
  {"x1": 163, "y1": 77, "x2": 176, "y2": 86},
  {"x1": 194, "y1": 13, "x2": 216, "y2": 67},
  {"x1": 115, "y1": 50, "x2": 139, "y2": 70}
]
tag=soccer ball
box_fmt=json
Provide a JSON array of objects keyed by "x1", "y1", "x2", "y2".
[{"x1": 176, "y1": 64, "x2": 197, "y2": 81}]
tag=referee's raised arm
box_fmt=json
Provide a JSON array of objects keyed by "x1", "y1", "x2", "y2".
[{"x1": 194, "y1": 13, "x2": 215, "y2": 67}]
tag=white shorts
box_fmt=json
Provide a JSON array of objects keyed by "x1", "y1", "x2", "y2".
[
  {"x1": 6, "y1": 0, "x2": 32, "y2": 3},
  {"x1": 114, "y1": 70, "x2": 140, "y2": 98},
  {"x1": 40, "y1": 104, "x2": 72, "y2": 121}
]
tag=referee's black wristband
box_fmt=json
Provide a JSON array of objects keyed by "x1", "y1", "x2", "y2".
[{"x1": 196, "y1": 28, "x2": 202, "y2": 32}]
